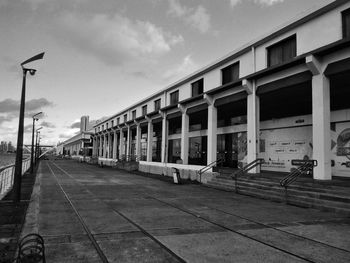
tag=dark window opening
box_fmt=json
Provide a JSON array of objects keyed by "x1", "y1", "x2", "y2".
[
  {"x1": 267, "y1": 35, "x2": 296, "y2": 67},
  {"x1": 132, "y1": 110, "x2": 136, "y2": 120},
  {"x1": 330, "y1": 70, "x2": 350, "y2": 111},
  {"x1": 170, "y1": 90, "x2": 179, "y2": 105},
  {"x1": 142, "y1": 105, "x2": 147, "y2": 115},
  {"x1": 111, "y1": 120, "x2": 114, "y2": 127},
  {"x1": 168, "y1": 116, "x2": 182, "y2": 135},
  {"x1": 189, "y1": 109, "x2": 208, "y2": 131},
  {"x1": 117, "y1": 118, "x2": 120, "y2": 125},
  {"x1": 188, "y1": 136, "x2": 207, "y2": 165},
  {"x1": 154, "y1": 99, "x2": 161, "y2": 111},
  {"x1": 192, "y1": 79, "x2": 204, "y2": 97},
  {"x1": 123, "y1": 114, "x2": 127, "y2": 123},
  {"x1": 217, "y1": 99, "x2": 247, "y2": 127},
  {"x1": 222, "y1": 62, "x2": 239, "y2": 85},
  {"x1": 259, "y1": 81, "x2": 312, "y2": 121},
  {"x1": 152, "y1": 121, "x2": 162, "y2": 162},
  {"x1": 342, "y1": 8, "x2": 350, "y2": 38},
  {"x1": 168, "y1": 139, "x2": 181, "y2": 164}
]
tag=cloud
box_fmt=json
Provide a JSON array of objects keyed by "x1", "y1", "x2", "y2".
[
  {"x1": 162, "y1": 55, "x2": 199, "y2": 82},
  {"x1": 69, "y1": 121, "x2": 80, "y2": 129},
  {"x1": 0, "y1": 98, "x2": 54, "y2": 124},
  {"x1": 167, "y1": 0, "x2": 211, "y2": 34},
  {"x1": 40, "y1": 121, "x2": 56, "y2": 128},
  {"x1": 228, "y1": 0, "x2": 284, "y2": 8},
  {"x1": 55, "y1": 12, "x2": 184, "y2": 66}
]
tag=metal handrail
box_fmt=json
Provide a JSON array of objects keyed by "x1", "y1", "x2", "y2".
[
  {"x1": 232, "y1": 158, "x2": 264, "y2": 193},
  {"x1": 197, "y1": 158, "x2": 224, "y2": 182},
  {"x1": 280, "y1": 160, "x2": 317, "y2": 188}
]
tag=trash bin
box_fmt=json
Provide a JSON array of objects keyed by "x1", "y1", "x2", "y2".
[{"x1": 172, "y1": 167, "x2": 181, "y2": 184}]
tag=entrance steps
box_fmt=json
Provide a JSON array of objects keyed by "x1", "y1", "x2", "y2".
[{"x1": 205, "y1": 172, "x2": 350, "y2": 215}]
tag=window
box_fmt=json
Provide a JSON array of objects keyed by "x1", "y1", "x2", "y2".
[
  {"x1": 142, "y1": 105, "x2": 147, "y2": 115},
  {"x1": 154, "y1": 99, "x2": 161, "y2": 111},
  {"x1": 111, "y1": 120, "x2": 114, "y2": 127},
  {"x1": 123, "y1": 114, "x2": 127, "y2": 123},
  {"x1": 102, "y1": 125, "x2": 104, "y2": 130},
  {"x1": 106, "y1": 123, "x2": 109, "y2": 129},
  {"x1": 342, "y1": 8, "x2": 350, "y2": 38},
  {"x1": 191, "y1": 79, "x2": 204, "y2": 97},
  {"x1": 267, "y1": 35, "x2": 296, "y2": 67},
  {"x1": 222, "y1": 62, "x2": 239, "y2": 85},
  {"x1": 170, "y1": 90, "x2": 179, "y2": 105},
  {"x1": 132, "y1": 110, "x2": 136, "y2": 120},
  {"x1": 117, "y1": 117, "x2": 120, "y2": 125}
]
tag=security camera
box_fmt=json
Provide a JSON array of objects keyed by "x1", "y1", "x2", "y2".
[{"x1": 29, "y1": 69, "x2": 36, "y2": 76}]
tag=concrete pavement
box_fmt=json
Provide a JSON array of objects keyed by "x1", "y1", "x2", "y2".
[{"x1": 21, "y1": 160, "x2": 350, "y2": 262}]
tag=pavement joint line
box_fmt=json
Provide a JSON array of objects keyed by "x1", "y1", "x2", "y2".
[
  {"x1": 46, "y1": 162, "x2": 109, "y2": 263},
  {"x1": 148, "y1": 195, "x2": 319, "y2": 263},
  {"x1": 204, "y1": 205, "x2": 350, "y2": 254},
  {"x1": 49, "y1": 161, "x2": 187, "y2": 263}
]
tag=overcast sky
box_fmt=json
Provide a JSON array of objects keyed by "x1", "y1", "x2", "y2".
[{"x1": 0, "y1": 0, "x2": 333, "y2": 146}]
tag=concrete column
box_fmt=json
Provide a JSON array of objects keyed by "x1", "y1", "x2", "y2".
[
  {"x1": 113, "y1": 130, "x2": 117, "y2": 159},
  {"x1": 135, "y1": 122, "x2": 141, "y2": 160},
  {"x1": 244, "y1": 79, "x2": 260, "y2": 173},
  {"x1": 106, "y1": 133, "x2": 110, "y2": 158},
  {"x1": 161, "y1": 113, "x2": 168, "y2": 163},
  {"x1": 99, "y1": 135, "x2": 102, "y2": 157},
  {"x1": 92, "y1": 137, "x2": 96, "y2": 156},
  {"x1": 119, "y1": 128, "x2": 124, "y2": 159},
  {"x1": 180, "y1": 106, "x2": 189, "y2": 165},
  {"x1": 103, "y1": 133, "x2": 107, "y2": 158},
  {"x1": 146, "y1": 119, "x2": 153, "y2": 162},
  {"x1": 205, "y1": 95, "x2": 217, "y2": 165},
  {"x1": 126, "y1": 125, "x2": 131, "y2": 159},
  {"x1": 312, "y1": 74, "x2": 331, "y2": 180}
]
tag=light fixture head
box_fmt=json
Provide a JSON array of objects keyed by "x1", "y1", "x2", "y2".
[{"x1": 29, "y1": 69, "x2": 36, "y2": 76}]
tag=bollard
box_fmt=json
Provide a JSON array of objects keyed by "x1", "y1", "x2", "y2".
[
  {"x1": 17, "y1": 233, "x2": 45, "y2": 263},
  {"x1": 172, "y1": 168, "x2": 181, "y2": 184}
]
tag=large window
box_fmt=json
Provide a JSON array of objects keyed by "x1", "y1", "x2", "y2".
[
  {"x1": 342, "y1": 8, "x2": 350, "y2": 38},
  {"x1": 142, "y1": 105, "x2": 147, "y2": 115},
  {"x1": 222, "y1": 62, "x2": 239, "y2": 85},
  {"x1": 111, "y1": 120, "x2": 114, "y2": 127},
  {"x1": 191, "y1": 79, "x2": 204, "y2": 97},
  {"x1": 117, "y1": 117, "x2": 120, "y2": 125},
  {"x1": 170, "y1": 90, "x2": 179, "y2": 105},
  {"x1": 154, "y1": 99, "x2": 161, "y2": 111},
  {"x1": 267, "y1": 35, "x2": 296, "y2": 67},
  {"x1": 123, "y1": 114, "x2": 127, "y2": 123},
  {"x1": 132, "y1": 110, "x2": 136, "y2": 120}
]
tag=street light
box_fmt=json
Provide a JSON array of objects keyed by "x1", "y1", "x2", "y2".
[
  {"x1": 13, "y1": 52, "x2": 45, "y2": 203},
  {"x1": 30, "y1": 112, "x2": 42, "y2": 174},
  {"x1": 35, "y1": 127, "x2": 42, "y2": 165}
]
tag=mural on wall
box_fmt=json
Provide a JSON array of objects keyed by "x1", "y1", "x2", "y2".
[
  {"x1": 256, "y1": 122, "x2": 350, "y2": 177},
  {"x1": 332, "y1": 122, "x2": 350, "y2": 177},
  {"x1": 259, "y1": 126, "x2": 313, "y2": 173}
]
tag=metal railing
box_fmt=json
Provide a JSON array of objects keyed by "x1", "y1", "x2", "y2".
[
  {"x1": 280, "y1": 159, "x2": 317, "y2": 188},
  {"x1": 119, "y1": 154, "x2": 140, "y2": 162},
  {"x1": 197, "y1": 158, "x2": 224, "y2": 183},
  {"x1": 233, "y1": 158, "x2": 264, "y2": 193},
  {"x1": 0, "y1": 158, "x2": 31, "y2": 200}
]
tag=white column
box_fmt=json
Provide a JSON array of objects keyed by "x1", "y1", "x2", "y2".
[
  {"x1": 146, "y1": 119, "x2": 153, "y2": 162},
  {"x1": 113, "y1": 130, "x2": 117, "y2": 159},
  {"x1": 103, "y1": 133, "x2": 107, "y2": 158},
  {"x1": 119, "y1": 128, "x2": 124, "y2": 159},
  {"x1": 99, "y1": 135, "x2": 102, "y2": 157},
  {"x1": 180, "y1": 106, "x2": 189, "y2": 165},
  {"x1": 205, "y1": 95, "x2": 217, "y2": 165},
  {"x1": 126, "y1": 125, "x2": 131, "y2": 159},
  {"x1": 161, "y1": 113, "x2": 168, "y2": 163},
  {"x1": 244, "y1": 79, "x2": 260, "y2": 173},
  {"x1": 107, "y1": 133, "x2": 110, "y2": 158},
  {"x1": 312, "y1": 74, "x2": 331, "y2": 180},
  {"x1": 135, "y1": 122, "x2": 141, "y2": 160}
]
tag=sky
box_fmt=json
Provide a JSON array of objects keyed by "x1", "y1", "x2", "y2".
[{"x1": 0, "y1": 0, "x2": 334, "y2": 147}]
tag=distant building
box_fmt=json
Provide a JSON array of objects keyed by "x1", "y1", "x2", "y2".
[{"x1": 0, "y1": 141, "x2": 7, "y2": 153}]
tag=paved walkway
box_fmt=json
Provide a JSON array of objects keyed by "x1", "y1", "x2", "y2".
[{"x1": 21, "y1": 160, "x2": 350, "y2": 262}]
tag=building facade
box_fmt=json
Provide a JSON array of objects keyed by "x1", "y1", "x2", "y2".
[{"x1": 92, "y1": 0, "x2": 350, "y2": 180}]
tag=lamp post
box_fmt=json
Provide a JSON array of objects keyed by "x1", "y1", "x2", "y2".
[
  {"x1": 35, "y1": 127, "x2": 42, "y2": 165},
  {"x1": 30, "y1": 112, "x2": 42, "y2": 174},
  {"x1": 13, "y1": 52, "x2": 45, "y2": 203}
]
